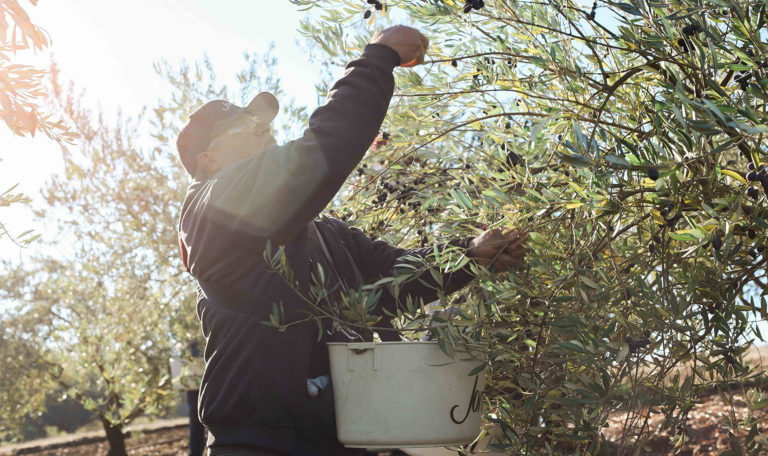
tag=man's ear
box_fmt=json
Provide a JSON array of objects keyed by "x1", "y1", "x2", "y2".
[{"x1": 196, "y1": 151, "x2": 215, "y2": 172}]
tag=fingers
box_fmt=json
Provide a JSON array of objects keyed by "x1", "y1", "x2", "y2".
[
  {"x1": 478, "y1": 229, "x2": 527, "y2": 249},
  {"x1": 502, "y1": 228, "x2": 528, "y2": 241},
  {"x1": 419, "y1": 33, "x2": 429, "y2": 63},
  {"x1": 413, "y1": 35, "x2": 428, "y2": 66},
  {"x1": 491, "y1": 252, "x2": 524, "y2": 271},
  {"x1": 481, "y1": 228, "x2": 528, "y2": 272},
  {"x1": 373, "y1": 25, "x2": 428, "y2": 68},
  {"x1": 401, "y1": 39, "x2": 425, "y2": 67}
]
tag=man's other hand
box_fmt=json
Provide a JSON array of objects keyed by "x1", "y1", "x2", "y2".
[
  {"x1": 467, "y1": 228, "x2": 528, "y2": 271},
  {"x1": 371, "y1": 25, "x2": 429, "y2": 67}
]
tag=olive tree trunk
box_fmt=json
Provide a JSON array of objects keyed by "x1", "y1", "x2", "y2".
[{"x1": 100, "y1": 417, "x2": 127, "y2": 456}]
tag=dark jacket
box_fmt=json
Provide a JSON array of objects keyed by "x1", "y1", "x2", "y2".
[{"x1": 178, "y1": 44, "x2": 476, "y2": 455}]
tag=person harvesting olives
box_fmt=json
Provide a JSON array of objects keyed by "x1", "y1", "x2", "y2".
[{"x1": 176, "y1": 25, "x2": 528, "y2": 456}]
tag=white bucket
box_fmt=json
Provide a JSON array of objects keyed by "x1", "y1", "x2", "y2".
[{"x1": 327, "y1": 341, "x2": 486, "y2": 449}]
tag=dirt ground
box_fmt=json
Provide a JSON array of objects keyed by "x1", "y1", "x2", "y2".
[
  {"x1": 602, "y1": 391, "x2": 768, "y2": 455},
  {"x1": 2, "y1": 393, "x2": 767, "y2": 456},
  {"x1": 0, "y1": 425, "x2": 190, "y2": 456},
  {"x1": 2, "y1": 345, "x2": 767, "y2": 455}
]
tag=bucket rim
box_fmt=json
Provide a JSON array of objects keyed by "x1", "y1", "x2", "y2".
[{"x1": 326, "y1": 341, "x2": 439, "y2": 346}]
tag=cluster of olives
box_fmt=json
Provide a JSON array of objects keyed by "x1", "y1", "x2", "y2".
[
  {"x1": 362, "y1": 0, "x2": 383, "y2": 18},
  {"x1": 659, "y1": 204, "x2": 682, "y2": 230},
  {"x1": 463, "y1": 0, "x2": 484, "y2": 13},
  {"x1": 745, "y1": 162, "x2": 767, "y2": 200},
  {"x1": 624, "y1": 332, "x2": 651, "y2": 354},
  {"x1": 704, "y1": 301, "x2": 723, "y2": 314},
  {"x1": 417, "y1": 228, "x2": 429, "y2": 247},
  {"x1": 676, "y1": 22, "x2": 701, "y2": 53},
  {"x1": 673, "y1": 22, "x2": 765, "y2": 92},
  {"x1": 731, "y1": 49, "x2": 767, "y2": 91},
  {"x1": 372, "y1": 176, "x2": 427, "y2": 210},
  {"x1": 722, "y1": 347, "x2": 738, "y2": 367}
]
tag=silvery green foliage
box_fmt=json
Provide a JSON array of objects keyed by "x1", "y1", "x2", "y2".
[{"x1": 288, "y1": 1, "x2": 768, "y2": 453}]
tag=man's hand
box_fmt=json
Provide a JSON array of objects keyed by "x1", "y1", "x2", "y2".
[
  {"x1": 467, "y1": 228, "x2": 528, "y2": 271},
  {"x1": 371, "y1": 25, "x2": 429, "y2": 67}
]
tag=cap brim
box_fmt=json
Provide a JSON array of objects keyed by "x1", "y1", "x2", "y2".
[{"x1": 245, "y1": 92, "x2": 279, "y2": 122}]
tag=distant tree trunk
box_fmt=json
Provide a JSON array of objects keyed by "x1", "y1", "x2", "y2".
[{"x1": 100, "y1": 417, "x2": 127, "y2": 456}]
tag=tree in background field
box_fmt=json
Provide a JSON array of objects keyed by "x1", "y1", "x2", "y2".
[
  {"x1": 0, "y1": 0, "x2": 74, "y2": 246},
  {"x1": 285, "y1": 1, "x2": 768, "y2": 454},
  {"x1": 0, "y1": 46, "x2": 307, "y2": 454}
]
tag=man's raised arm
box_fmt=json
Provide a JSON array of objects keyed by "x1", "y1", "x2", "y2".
[{"x1": 208, "y1": 26, "x2": 429, "y2": 242}]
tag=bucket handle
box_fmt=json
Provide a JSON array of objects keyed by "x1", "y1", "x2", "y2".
[{"x1": 348, "y1": 342, "x2": 377, "y2": 372}]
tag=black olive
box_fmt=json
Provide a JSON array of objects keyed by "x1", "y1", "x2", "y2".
[
  {"x1": 506, "y1": 151, "x2": 523, "y2": 168},
  {"x1": 363, "y1": 9, "x2": 372, "y2": 18},
  {"x1": 682, "y1": 23, "x2": 702, "y2": 36},
  {"x1": 647, "y1": 168, "x2": 659, "y2": 180}
]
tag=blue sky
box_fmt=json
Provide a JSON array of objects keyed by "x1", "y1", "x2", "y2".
[{"x1": 0, "y1": 0, "x2": 326, "y2": 260}]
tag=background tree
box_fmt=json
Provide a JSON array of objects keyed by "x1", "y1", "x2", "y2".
[
  {"x1": 286, "y1": 0, "x2": 768, "y2": 454},
  {"x1": 0, "y1": 46, "x2": 307, "y2": 454}
]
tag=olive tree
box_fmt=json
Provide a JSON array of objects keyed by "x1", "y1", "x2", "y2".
[{"x1": 286, "y1": 1, "x2": 768, "y2": 454}]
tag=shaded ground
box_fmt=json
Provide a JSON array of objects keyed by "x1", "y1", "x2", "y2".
[
  {"x1": 3, "y1": 395, "x2": 767, "y2": 456},
  {"x1": 26, "y1": 428, "x2": 190, "y2": 456},
  {"x1": 0, "y1": 419, "x2": 190, "y2": 456},
  {"x1": 0, "y1": 419, "x2": 406, "y2": 456},
  {"x1": 3, "y1": 346, "x2": 767, "y2": 455},
  {"x1": 602, "y1": 392, "x2": 768, "y2": 455}
]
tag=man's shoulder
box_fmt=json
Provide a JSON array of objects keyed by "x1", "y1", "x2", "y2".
[{"x1": 315, "y1": 214, "x2": 351, "y2": 232}]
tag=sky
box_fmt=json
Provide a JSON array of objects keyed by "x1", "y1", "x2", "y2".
[{"x1": 0, "y1": 0, "x2": 326, "y2": 261}]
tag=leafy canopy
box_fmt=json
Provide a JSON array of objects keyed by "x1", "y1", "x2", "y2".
[{"x1": 289, "y1": 0, "x2": 768, "y2": 453}]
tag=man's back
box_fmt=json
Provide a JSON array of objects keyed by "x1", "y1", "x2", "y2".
[{"x1": 179, "y1": 43, "x2": 402, "y2": 455}]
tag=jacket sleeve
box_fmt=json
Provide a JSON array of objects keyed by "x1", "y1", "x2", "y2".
[
  {"x1": 206, "y1": 44, "x2": 399, "y2": 242},
  {"x1": 339, "y1": 219, "x2": 477, "y2": 314}
]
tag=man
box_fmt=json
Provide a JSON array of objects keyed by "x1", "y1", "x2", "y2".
[{"x1": 176, "y1": 25, "x2": 527, "y2": 456}]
